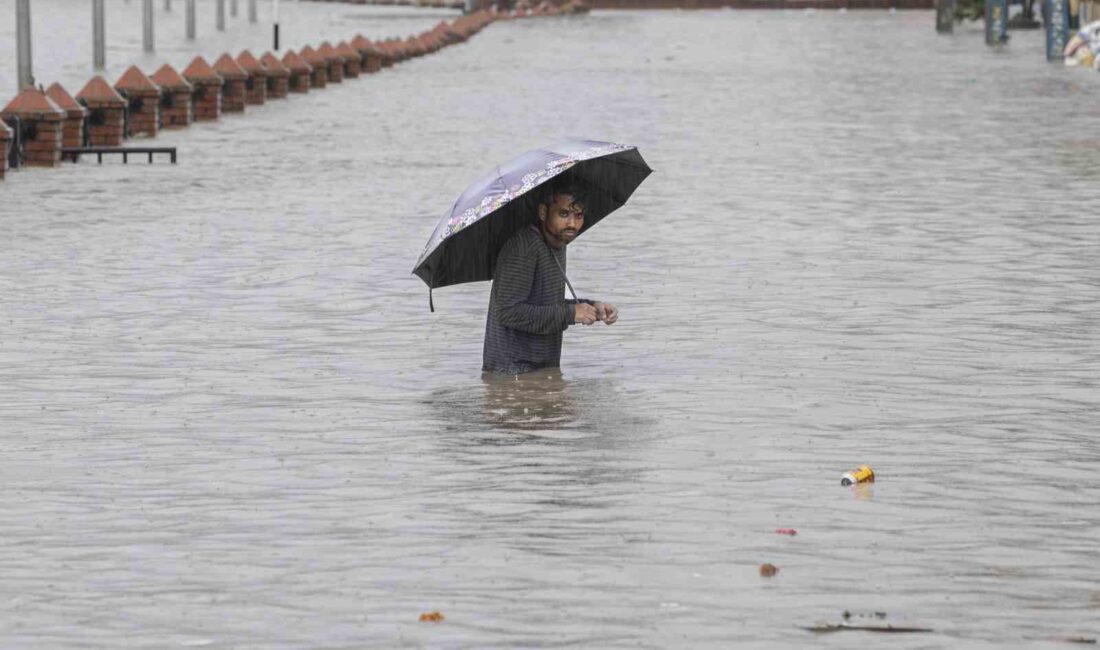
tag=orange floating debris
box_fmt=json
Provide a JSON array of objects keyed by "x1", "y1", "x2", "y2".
[
  {"x1": 419, "y1": 611, "x2": 444, "y2": 622},
  {"x1": 759, "y1": 563, "x2": 779, "y2": 577}
]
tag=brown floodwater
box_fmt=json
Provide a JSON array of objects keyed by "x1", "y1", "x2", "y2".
[{"x1": 2, "y1": 2, "x2": 1099, "y2": 647}]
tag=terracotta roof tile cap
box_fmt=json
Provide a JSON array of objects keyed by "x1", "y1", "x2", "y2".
[
  {"x1": 75, "y1": 75, "x2": 127, "y2": 106},
  {"x1": 182, "y1": 56, "x2": 222, "y2": 82},
  {"x1": 260, "y1": 52, "x2": 291, "y2": 76},
  {"x1": 213, "y1": 53, "x2": 248, "y2": 80},
  {"x1": 336, "y1": 42, "x2": 359, "y2": 59},
  {"x1": 317, "y1": 42, "x2": 344, "y2": 61},
  {"x1": 1, "y1": 86, "x2": 65, "y2": 118},
  {"x1": 236, "y1": 50, "x2": 268, "y2": 75},
  {"x1": 151, "y1": 64, "x2": 193, "y2": 91},
  {"x1": 45, "y1": 83, "x2": 86, "y2": 113},
  {"x1": 115, "y1": 65, "x2": 161, "y2": 93},
  {"x1": 281, "y1": 50, "x2": 314, "y2": 74},
  {"x1": 299, "y1": 46, "x2": 327, "y2": 66}
]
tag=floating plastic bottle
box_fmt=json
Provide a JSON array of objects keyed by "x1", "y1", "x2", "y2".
[{"x1": 840, "y1": 464, "x2": 875, "y2": 486}]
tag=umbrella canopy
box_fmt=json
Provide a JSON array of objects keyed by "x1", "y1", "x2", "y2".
[{"x1": 412, "y1": 139, "x2": 652, "y2": 302}]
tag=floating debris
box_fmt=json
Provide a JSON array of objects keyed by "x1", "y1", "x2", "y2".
[
  {"x1": 840, "y1": 464, "x2": 875, "y2": 486},
  {"x1": 759, "y1": 563, "x2": 779, "y2": 577},
  {"x1": 419, "y1": 611, "x2": 445, "y2": 622},
  {"x1": 803, "y1": 623, "x2": 933, "y2": 634},
  {"x1": 775, "y1": 528, "x2": 797, "y2": 536}
]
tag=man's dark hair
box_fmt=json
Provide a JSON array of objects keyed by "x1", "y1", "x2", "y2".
[{"x1": 542, "y1": 176, "x2": 588, "y2": 211}]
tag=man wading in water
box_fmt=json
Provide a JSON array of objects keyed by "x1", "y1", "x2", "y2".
[{"x1": 482, "y1": 183, "x2": 618, "y2": 376}]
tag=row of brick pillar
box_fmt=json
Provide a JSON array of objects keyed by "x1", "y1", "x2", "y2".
[{"x1": 0, "y1": 7, "x2": 573, "y2": 182}]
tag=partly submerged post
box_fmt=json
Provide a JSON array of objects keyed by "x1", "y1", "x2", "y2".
[
  {"x1": 165, "y1": 0, "x2": 171, "y2": 10},
  {"x1": 186, "y1": 0, "x2": 196, "y2": 39},
  {"x1": 249, "y1": 0, "x2": 257, "y2": 23},
  {"x1": 1045, "y1": 0, "x2": 1069, "y2": 60},
  {"x1": 231, "y1": 0, "x2": 238, "y2": 17},
  {"x1": 936, "y1": 0, "x2": 954, "y2": 32},
  {"x1": 93, "y1": 0, "x2": 106, "y2": 69},
  {"x1": 16, "y1": 0, "x2": 33, "y2": 89},
  {"x1": 273, "y1": 0, "x2": 281, "y2": 51},
  {"x1": 985, "y1": 0, "x2": 1007, "y2": 44},
  {"x1": 143, "y1": 0, "x2": 155, "y2": 52},
  {"x1": 217, "y1": 0, "x2": 226, "y2": 31}
]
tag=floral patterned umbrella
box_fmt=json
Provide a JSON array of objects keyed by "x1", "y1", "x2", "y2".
[{"x1": 412, "y1": 139, "x2": 652, "y2": 310}]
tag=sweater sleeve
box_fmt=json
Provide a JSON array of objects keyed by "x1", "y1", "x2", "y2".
[{"x1": 491, "y1": 237, "x2": 574, "y2": 335}]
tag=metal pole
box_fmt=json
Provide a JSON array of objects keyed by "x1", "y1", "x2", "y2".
[
  {"x1": 143, "y1": 0, "x2": 155, "y2": 52},
  {"x1": 231, "y1": 0, "x2": 238, "y2": 17},
  {"x1": 186, "y1": 0, "x2": 196, "y2": 39},
  {"x1": 273, "y1": 0, "x2": 280, "y2": 50},
  {"x1": 94, "y1": 0, "x2": 106, "y2": 69},
  {"x1": 936, "y1": 0, "x2": 954, "y2": 32},
  {"x1": 217, "y1": 0, "x2": 226, "y2": 31},
  {"x1": 249, "y1": 0, "x2": 257, "y2": 23},
  {"x1": 1045, "y1": 0, "x2": 1068, "y2": 59},
  {"x1": 984, "y1": 0, "x2": 1007, "y2": 44},
  {"x1": 16, "y1": 0, "x2": 33, "y2": 89}
]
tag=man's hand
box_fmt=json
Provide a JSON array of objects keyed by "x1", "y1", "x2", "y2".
[
  {"x1": 574, "y1": 303, "x2": 598, "y2": 325},
  {"x1": 594, "y1": 302, "x2": 618, "y2": 325}
]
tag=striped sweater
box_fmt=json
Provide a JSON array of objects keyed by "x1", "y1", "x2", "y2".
[{"x1": 482, "y1": 227, "x2": 591, "y2": 375}]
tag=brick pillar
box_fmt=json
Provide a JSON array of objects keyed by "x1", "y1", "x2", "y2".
[
  {"x1": 281, "y1": 50, "x2": 313, "y2": 94},
  {"x1": 75, "y1": 76, "x2": 127, "y2": 147},
  {"x1": 151, "y1": 64, "x2": 194, "y2": 129},
  {"x1": 337, "y1": 42, "x2": 361, "y2": 77},
  {"x1": 319, "y1": 43, "x2": 345, "y2": 83},
  {"x1": 184, "y1": 57, "x2": 223, "y2": 121},
  {"x1": 301, "y1": 47, "x2": 329, "y2": 88},
  {"x1": 115, "y1": 66, "x2": 162, "y2": 138},
  {"x1": 213, "y1": 54, "x2": 249, "y2": 113},
  {"x1": 236, "y1": 50, "x2": 268, "y2": 105},
  {"x1": 260, "y1": 52, "x2": 291, "y2": 99},
  {"x1": 1, "y1": 88, "x2": 66, "y2": 167},
  {"x1": 0, "y1": 120, "x2": 11, "y2": 179},
  {"x1": 45, "y1": 83, "x2": 88, "y2": 149}
]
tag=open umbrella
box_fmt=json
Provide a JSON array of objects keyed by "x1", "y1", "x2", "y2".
[{"x1": 412, "y1": 139, "x2": 652, "y2": 310}]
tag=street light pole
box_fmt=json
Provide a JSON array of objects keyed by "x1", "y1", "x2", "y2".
[
  {"x1": 143, "y1": 0, "x2": 155, "y2": 52},
  {"x1": 94, "y1": 0, "x2": 106, "y2": 69},
  {"x1": 16, "y1": 0, "x2": 33, "y2": 89}
]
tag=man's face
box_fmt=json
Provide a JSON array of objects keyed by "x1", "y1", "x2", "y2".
[{"x1": 539, "y1": 193, "x2": 585, "y2": 248}]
